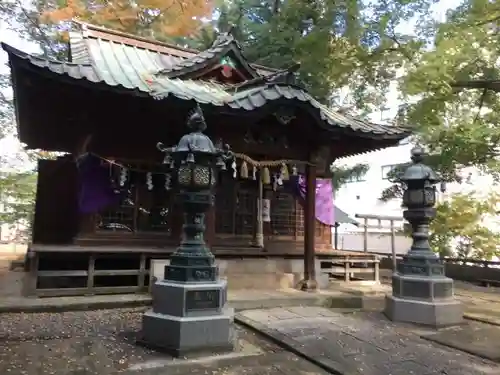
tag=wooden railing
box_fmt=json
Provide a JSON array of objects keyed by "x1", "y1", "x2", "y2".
[
  {"x1": 354, "y1": 214, "x2": 405, "y2": 271},
  {"x1": 338, "y1": 212, "x2": 500, "y2": 286},
  {"x1": 442, "y1": 258, "x2": 500, "y2": 267},
  {"x1": 25, "y1": 247, "x2": 154, "y2": 297},
  {"x1": 375, "y1": 254, "x2": 500, "y2": 286},
  {"x1": 441, "y1": 258, "x2": 500, "y2": 286},
  {"x1": 320, "y1": 253, "x2": 380, "y2": 283}
]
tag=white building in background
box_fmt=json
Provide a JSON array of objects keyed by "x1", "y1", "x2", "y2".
[
  {"x1": 331, "y1": 141, "x2": 413, "y2": 253},
  {"x1": 334, "y1": 141, "x2": 414, "y2": 225}
]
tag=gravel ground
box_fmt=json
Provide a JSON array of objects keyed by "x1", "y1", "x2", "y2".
[
  {"x1": 0, "y1": 307, "x2": 332, "y2": 375},
  {"x1": 0, "y1": 307, "x2": 276, "y2": 375},
  {"x1": 0, "y1": 307, "x2": 157, "y2": 374}
]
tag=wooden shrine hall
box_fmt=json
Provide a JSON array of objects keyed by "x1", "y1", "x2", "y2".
[{"x1": 2, "y1": 21, "x2": 410, "y2": 296}]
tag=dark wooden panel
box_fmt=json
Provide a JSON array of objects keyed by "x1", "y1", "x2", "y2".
[{"x1": 32, "y1": 158, "x2": 78, "y2": 244}]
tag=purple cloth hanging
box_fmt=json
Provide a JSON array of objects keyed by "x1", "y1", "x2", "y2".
[
  {"x1": 77, "y1": 154, "x2": 120, "y2": 214},
  {"x1": 293, "y1": 175, "x2": 335, "y2": 226}
]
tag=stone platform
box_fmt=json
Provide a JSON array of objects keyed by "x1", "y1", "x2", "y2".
[
  {"x1": 140, "y1": 278, "x2": 234, "y2": 357},
  {"x1": 386, "y1": 271, "x2": 463, "y2": 327},
  {"x1": 140, "y1": 308, "x2": 235, "y2": 357}
]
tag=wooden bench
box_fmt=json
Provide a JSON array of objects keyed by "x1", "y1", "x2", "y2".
[{"x1": 320, "y1": 254, "x2": 380, "y2": 283}]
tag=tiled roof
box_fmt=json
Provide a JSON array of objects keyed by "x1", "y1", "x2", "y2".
[
  {"x1": 2, "y1": 27, "x2": 410, "y2": 140},
  {"x1": 68, "y1": 24, "x2": 185, "y2": 92},
  {"x1": 3, "y1": 43, "x2": 100, "y2": 82},
  {"x1": 69, "y1": 21, "x2": 273, "y2": 83},
  {"x1": 151, "y1": 80, "x2": 408, "y2": 138}
]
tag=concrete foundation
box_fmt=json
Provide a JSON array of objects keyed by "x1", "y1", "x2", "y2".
[
  {"x1": 385, "y1": 273, "x2": 463, "y2": 327},
  {"x1": 140, "y1": 279, "x2": 235, "y2": 357},
  {"x1": 149, "y1": 258, "x2": 331, "y2": 291}
]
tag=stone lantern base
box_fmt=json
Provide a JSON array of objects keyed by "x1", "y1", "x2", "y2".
[
  {"x1": 385, "y1": 271, "x2": 463, "y2": 327},
  {"x1": 138, "y1": 274, "x2": 235, "y2": 357}
]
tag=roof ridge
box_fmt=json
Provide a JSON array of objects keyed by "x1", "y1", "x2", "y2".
[
  {"x1": 156, "y1": 31, "x2": 259, "y2": 79},
  {"x1": 71, "y1": 20, "x2": 278, "y2": 75},
  {"x1": 72, "y1": 19, "x2": 199, "y2": 55}
]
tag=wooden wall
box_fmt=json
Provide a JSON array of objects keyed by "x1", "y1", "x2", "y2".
[{"x1": 32, "y1": 158, "x2": 78, "y2": 244}]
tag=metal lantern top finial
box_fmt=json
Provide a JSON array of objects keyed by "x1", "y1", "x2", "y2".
[
  {"x1": 157, "y1": 103, "x2": 234, "y2": 170},
  {"x1": 176, "y1": 104, "x2": 217, "y2": 154},
  {"x1": 410, "y1": 146, "x2": 424, "y2": 164},
  {"x1": 400, "y1": 146, "x2": 439, "y2": 184},
  {"x1": 186, "y1": 104, "x2": 207, "y2": 133}
]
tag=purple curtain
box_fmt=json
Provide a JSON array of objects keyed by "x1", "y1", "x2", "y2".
[
  {"x1": 77, "y1": 154, "x2": 120, "y2": 214},
  {"x1": 293, "y1": 175, "x2": 335, "y2": 226}
]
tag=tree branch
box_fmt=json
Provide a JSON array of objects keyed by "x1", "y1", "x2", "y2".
[
  {"x1": 14, "y1": 0, "x2": 58, "y2": 57},
  {"x1": 474, "y1": 88, "x2": 488, "y2": 123}
]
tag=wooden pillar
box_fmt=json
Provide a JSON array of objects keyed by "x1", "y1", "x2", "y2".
[
  {"x1": 334, "y1": 222, "x2": 339, "y2": 250},
  {"x1": 390, "y1": 219, "x2": 397, "y2": 271},
  {"x1": 253, "y1": 175, "x2": 264, "y2": 248},
  {"x1": 301, "y1": 163, "x2": 317, "y2": 291},
  {"x1": 363, "y1": 217, "x2": 368, "y2": 252}
]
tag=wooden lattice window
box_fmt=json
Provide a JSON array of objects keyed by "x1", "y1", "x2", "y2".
[
  {"x1": 97, "y1": 164, "x2": 173, "y2": 234},
  {"x1": 235, "y1": 187, "x2": 256, "y2": 235},
  {"x1": 270, "y1": 191, "x2": 297, "y2": 236},
  {"x1": 215, "y1": 175, "x2": 235, "y2": 234},
  {"x1": 215, "y1": 177, "x2": 257, "y2": 236}
]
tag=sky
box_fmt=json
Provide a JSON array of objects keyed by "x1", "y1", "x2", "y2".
[
  {"x1": 0, "y1": 0, "x2": 464, "y2": 160},
  {"x1": 0, "y1": 19, "x2": 40, "y2": 162}
]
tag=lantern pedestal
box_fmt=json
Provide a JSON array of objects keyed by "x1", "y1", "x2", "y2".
[
  {"x1": 139, "y1": 192, "x2": 235, "y2": 357},
  {"x1": 385, "y1": 253, "x2": 463, "y2": 327},
  {"x1": 139, "y1": 278, "x2": 235, "y2": 357},
  {"x1": 385, "y1": 274, "x2": 463, "y2": 327}
]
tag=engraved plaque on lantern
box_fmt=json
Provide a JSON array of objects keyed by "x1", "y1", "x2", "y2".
[{"x1": 185, "y1": 290, "x2": 221, "y2": 311}]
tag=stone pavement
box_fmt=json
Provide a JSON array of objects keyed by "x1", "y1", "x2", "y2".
[
  {"x1": 453, "y1": 281, "x2": 500, "y2": 326},
  {"x1": 0, "y1": 307, "x2": 329, "y2": 375},
  {"x1": 236, "y1": 307, "x2": 500, "y2": 375},
  {"x1": 423, "y1": 323, "x2": 500, "y2": 362}
]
